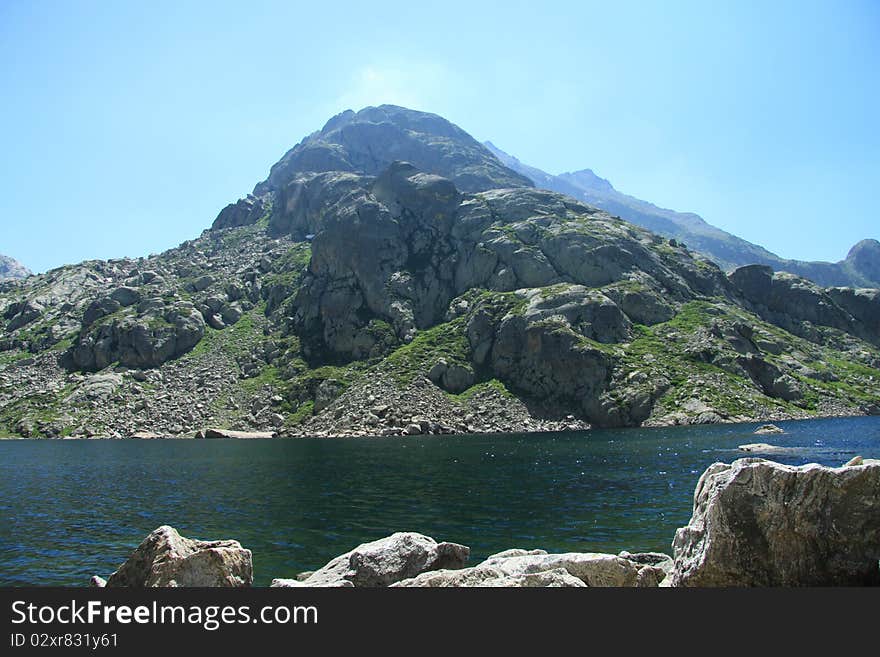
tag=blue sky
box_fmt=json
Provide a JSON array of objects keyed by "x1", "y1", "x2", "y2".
[{"x1": 1, "y1": 0, "x2": 877, "y2": 273}]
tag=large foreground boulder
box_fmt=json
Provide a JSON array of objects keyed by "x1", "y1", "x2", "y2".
[
  {"x1": 272, "y1": 532, "x2": 470, "y2": 587},
  {"x1": 671, "y1": 458, "x2": 880, "y2": 586},
  {"x1": 104, "y1": 525, "x2": 253, "y2": 587}
]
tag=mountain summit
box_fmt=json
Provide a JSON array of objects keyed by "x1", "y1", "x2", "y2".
[{"x1": 254, "y1": 105, "x2": 533, "y2": 196}]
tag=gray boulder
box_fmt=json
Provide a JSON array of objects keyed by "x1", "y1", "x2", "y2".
[
  {"x1": 671, "y1": 458, "x2": 880, "y2": 586},
  {"x1": 393, "y1": 550, "x2": 641, "y2": 587},
  {"x1": 105, "y1": 525, "x2": 253, "y2": 587},
  {"x1": 290, "y1": 532, "x2": 470, "y2": 587},
  {"x1": 478, "y1": 551, "x2": 641, "y2": 587},
  {"x1": 392, "y1": 566, "x2": 586, "y2": 587}
]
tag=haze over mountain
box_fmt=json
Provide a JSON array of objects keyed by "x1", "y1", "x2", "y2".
[
  {"x1": 0, "y1": 255, "x2": 30, "y2": 281},
  {"x1": 1, "y1": 105, "x2": 878, "y2": 440},
  {"x1": 485, "y1": 142, "x2": 880, "y2": 288}
]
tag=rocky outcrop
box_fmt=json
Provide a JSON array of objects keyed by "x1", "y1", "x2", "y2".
[
  {"x1": 729, "y1": 265, "x2": 880, "y2": 347},
  {"x1": 70, "y1": 301, "x2": 206, "y2": 371},
  {"x1": 271, "y1": 532, "x2": 470, "y2": 587},
  {"x1": 212, "y1": 195, "x2": 266, "y2": 230},
  {"x1": 103, "y1": 526, "x2": 253, "y2": 587},
  {"x1": 671, "y1": 458, "x2": 880, "y2": 586},
  {"x1": 0, "y1": 254, "x2": 30, "y2": 280}
]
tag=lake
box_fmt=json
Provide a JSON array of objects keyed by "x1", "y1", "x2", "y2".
[{"x1": 1, "y1": 415, "x2": 878, "y2": 586}]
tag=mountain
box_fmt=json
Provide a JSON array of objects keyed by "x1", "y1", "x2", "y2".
[
  {"x1": 1, "y1": 105, "x2": 878, "y2": 439},
  {"x1": 0, "y1": 254, "x2": 30, "y2": 280},
  {"x1": 485, "y1": 142, "x2": 880, "y2": 287}
]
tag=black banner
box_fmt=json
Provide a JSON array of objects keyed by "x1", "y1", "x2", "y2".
[{"x1": 1, "y1": 587, "x2": 876, "y2": 651}]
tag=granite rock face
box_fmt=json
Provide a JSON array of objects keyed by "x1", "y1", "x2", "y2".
[
  {"x1": 104, "y1": 525, "x2": 253, "y2": 587},
  {"x1": 671, "y1": 458, "x2": 880, "y2": 586}
]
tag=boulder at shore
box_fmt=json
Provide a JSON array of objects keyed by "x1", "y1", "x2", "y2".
[
  {"x1": 102, "y1": 525, "x2": 253, "y2": 587},
  {"x1": 671, "y1": 458, "x2": 880, "y2": 586}
]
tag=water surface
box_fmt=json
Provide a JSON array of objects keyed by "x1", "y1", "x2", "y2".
[{"x1": 1, "y1": 416, "x2": 878, "y2": 586}]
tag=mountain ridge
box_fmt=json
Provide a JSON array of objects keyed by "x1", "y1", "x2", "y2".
[
  {"x1": 1, "y1": 105, "x2": 878, "y2": 439},
  {"x1": 485, "y1": 141, "x2": 880, "y2": 288}
]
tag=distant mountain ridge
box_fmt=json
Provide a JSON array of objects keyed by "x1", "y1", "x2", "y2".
[
  {"x1": 0, "y1": 254, "x2": 30, "y2": 280},
  {"x1": 485, "y1": 142, "x2": 880, "y2": 288}
]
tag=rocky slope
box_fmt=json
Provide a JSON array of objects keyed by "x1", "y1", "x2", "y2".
[
  {"x1": 1, "y1": 106, "x2": 879, "y2": 438},
  {"x1": 486, "y1": 142, "x2": 880, "y2": 287},
  {"x1": 0, "y1": 254, "x2": 31, "y2": 280}
]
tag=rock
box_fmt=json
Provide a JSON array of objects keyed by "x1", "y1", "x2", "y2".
[
  {"x1": 70, "y1": 301, "x2": 206, "y2": 371},
  {"x1": 105, "y1": 525, "x2": 253, "y2": 587},
  {"x1": 845, "y1": 455, "x2": 864, "y2": 466},
  {"x1": 201, "y1": 429, "x2": 275, "y2": 439},
  {"x1": 737, "y1": 443, "x2": 791, "y2": 453},
  {"x1": 440, "y1": 363, "x2": 475, "y2": 394},
  {"x1": 427, "y1": 358, "x2": 448, "y2": 383},
  {"x1": 190, "y1": 275, "x2": 215, "y2": 292},
  {"x1": 131, "y1": 430, "x2": 162, "y2": 440},
  {"x1": 110, "y1": 287, "x2": 142, "y2": 307},
  {"x1": 753, "y1": 423, "x2": 784, "y2": 435},
  {"x1": 82, "y1": 297, "x2": 121, "y2": 326},
  {"x1": 636, "y1": 565, "x2": 668, "y2": 587},
  {"x1": 69, "y1": 373, "x2": 124, "y2": 401},
  {"x1": 392, "y1": 566, "x2": 586, "y2": 587},
  {"x1": 295, "y1": 532, "x2": 470, "y2": 587},
  {"x1": 477, "y1": 551, "x2": 640, "y2": 587},
  {"x1": 486, "y1": 548, "x2": 549, "y2": 559},
  {"x1": 89, "y1": 575, "x2": 106, "y2": 588},
  {"x1": 671, "y1": 458, "x2": 880, "y2": 586},
  {"x1": 212, "y1": 195, "x2": 265, "y2": 230},
  {"x1": 270, "y1": 578, "x2": 354, "y2": 588}
]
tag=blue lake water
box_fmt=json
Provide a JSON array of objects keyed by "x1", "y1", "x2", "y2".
[{"x1": 1, "y1": 415, "x2": 878, "y2": 586}]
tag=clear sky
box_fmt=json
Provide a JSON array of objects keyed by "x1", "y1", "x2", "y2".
[{"x1": 1, "y1": 0, "x2": 878, "y2": 273}]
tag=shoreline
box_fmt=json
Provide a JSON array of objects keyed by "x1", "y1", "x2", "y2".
[{"x1": 0, "y1": 408, "x2": 876, "y2": 440}]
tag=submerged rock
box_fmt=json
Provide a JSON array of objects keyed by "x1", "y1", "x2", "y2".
[
  {"x1": 104, "y1": 525, "x2": 253, "y2": 587},
  {"x1": 737, "y1": 442, "x2": 785, "y2": 452},
  {"x1": 277, "y1": 532, "x2": 470, "y2": 587},
  {"x1": 671, "y1": 458, "x2": 880, "y2": 586}
]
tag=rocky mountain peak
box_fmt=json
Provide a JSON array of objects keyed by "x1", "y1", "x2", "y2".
[
  {"x1": 249, "y1": 105, "x2": 533, "y2": 200},
  {"x1": 845, "y1": 239, "x2": 880, "y2": 284},
  {"x1": 558, "y1": 169, "x2": 615, "y2": 194},
  {"x1": 0, "y1": 254, "x2": 31, "y2": 280}
]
